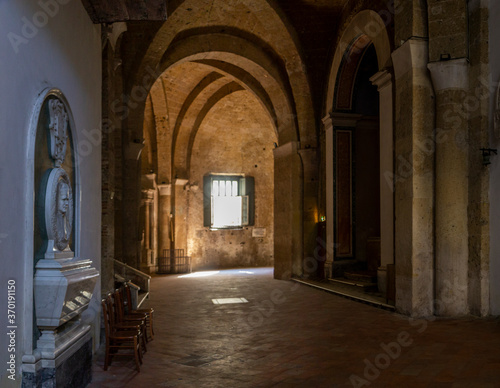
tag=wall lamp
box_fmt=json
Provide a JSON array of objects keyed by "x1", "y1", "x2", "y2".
[{"x1": 480, "y1": 148, "x2": 497, "y2": 166}]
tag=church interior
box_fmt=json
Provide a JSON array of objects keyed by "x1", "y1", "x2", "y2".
[{"x1": 1, "y1": 0, "x2": 500, "y2": 386}]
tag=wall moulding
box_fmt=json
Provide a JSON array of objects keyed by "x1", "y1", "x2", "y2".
[
  {"x1": 370, "y1": 69, "x2": 392, "y2": 91},
  {"x1": 330, "y1": 112, "x2": 363, "y2": 128}
]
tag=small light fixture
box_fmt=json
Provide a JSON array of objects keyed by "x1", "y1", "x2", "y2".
[
  {"x1": 320, "y1": 216, "x2": 326, "y2": 222},
  {"x1": 480, "y1": 148, "x2": 497, "y2": 166}
]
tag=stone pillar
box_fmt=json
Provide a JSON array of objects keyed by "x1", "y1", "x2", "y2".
[
  {"x1": 322, "y1": 115, "x2": 335, "y2": 278},
  {"x1": 467, "y1": 0, "x2": 490, "y2": 317},
  {"x1": 173, "y1": 179, "x2": 189, "y2": 253},
  {"x1": 122, "y1": 141, "x2": 144, "y2": 269},
  {"x1": 298, "y1": 147, "x2": 319, "y2": 278},
  {"x1": 370, "y1": 69, "x2": 395, "y2": 296},
  {"x1": 273, "y1": 142, "x2": 303, "y2": 280},
  {"x1": 428, "y1": 58, "x2": 469, "y2": 316},
  {"x1": 392, "y1": 38, "x2": 435, "y2": 316},
  {"x1": 140, "y1": 189, "x2": 154, "y2": 273},
  {"x1": 157, "y1": 184, "x2": 172, "y2": 258}
]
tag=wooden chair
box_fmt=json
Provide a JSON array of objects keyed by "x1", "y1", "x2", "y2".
[
  {"x1": 101, "y1": 298, "x2": 142, "y2": 372},
  {"x1": 124, "y1": 283, "x2": 155, "y2": 341},
  {"x1": 112, "y1": 290, "x2": 148, "y2": 352}
]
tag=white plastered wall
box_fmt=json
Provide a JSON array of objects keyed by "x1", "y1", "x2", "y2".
[{"x1": 0, "y1": 1, "x2": 101, "y2": 385}]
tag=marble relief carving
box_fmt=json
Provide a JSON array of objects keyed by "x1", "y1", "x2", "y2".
[
  {"x1": 45, "y1": 167, "x2": 73, "y2": 252},
  {"x1": 48, "y1": 99, "x2": 69, "y2": 168}
]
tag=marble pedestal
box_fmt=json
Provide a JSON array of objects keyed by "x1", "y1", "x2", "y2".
[{"x1": 26, "y1": 257, "x2": 99, "y2": 387}]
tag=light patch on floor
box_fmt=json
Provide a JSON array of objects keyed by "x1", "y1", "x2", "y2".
[
  {"x1": 212, "y1": 297, "x2": 248, "y2": 304},
  {"x1": 178, "y1": 271, "x2": 220, "y2": 278}
]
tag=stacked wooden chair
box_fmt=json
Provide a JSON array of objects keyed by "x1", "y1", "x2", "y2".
[
  {"x1": 101, "y1": 285, "x2": 155, "y2": 372},
  {"x1": 123, "y1": 283, "x2": 155, "y2": 341},
  {"x1": 112, "y1": 290, "x2": 148, "y2": 353},
  {"x1": 101, "y1": 296, "x2": 143, "y2": 372}
]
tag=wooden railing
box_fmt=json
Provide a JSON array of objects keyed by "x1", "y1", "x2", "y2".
[{"x1": 113, "y1": 259, "x2": 151, "y2": 308}]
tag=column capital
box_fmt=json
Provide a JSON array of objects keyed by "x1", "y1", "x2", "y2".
[
  {"x1": 175, "y1": 178, "x2": 189, "y2": 186},
  {"x1": 322, "y1": 114, "x2": 333, "y2": 134},
  {"x1": 141, "y1": 189, "x2": 155, "y2": 201},
  {"x1": 427, "y1": 58, "x2": 469, "y2": 92},
  {"x1": 370, "y1": 69, "x2": 392, "y2": 91},
  {"x1": 273, "y1": 141, "x2": 300, "y2": 159},
  {"x1": 391, "y1": 38, "x2": 429, "y2": 80},
  {"x1": 157, "y1": 184, "x2": 171, "y2": 196},
  {"x1": 141, "y1": 173, "x2": 157, "y2": 191}
]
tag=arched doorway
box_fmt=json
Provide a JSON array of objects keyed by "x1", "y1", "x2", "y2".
[
  {"x1": 332, "y1": 37, "x2": 381, "y2": 280},
  {"x1": 324, "y1": 11, "x2": 394, "y2": 302}
]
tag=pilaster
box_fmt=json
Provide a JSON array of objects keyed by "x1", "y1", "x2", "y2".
[
  {"x1": 173, "y1": 179, "x2": 189, "y2": 252},
  {"x1": 428, "y1": 58, "x2": 469, "y2": 316},
  {"x1": 392, "y1": 38, "x2": 435, "y2": 316},
  {"x1": 298, "y1": 147, "x2": 319, "y2": 278},
  {"x1": 370, "y1": 69, "x2": 395, "y2": 296},
  {"x1": 273, "y1": 141, "x2": 303, "y2": 280},
  {"x1": 322, "y1": 115, "x2": 335, "y2": 278}
]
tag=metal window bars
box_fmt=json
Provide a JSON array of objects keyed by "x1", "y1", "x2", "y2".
[{"x1": 157, "y1": 249, "x2": 192, "y2": 274}]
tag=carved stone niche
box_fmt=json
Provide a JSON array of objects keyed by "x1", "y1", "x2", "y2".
[{"x1": 32, "y1": 93, "x2": 99, "y2": 373}]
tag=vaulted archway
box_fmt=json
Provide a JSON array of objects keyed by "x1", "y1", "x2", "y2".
[{"x1": 117, "y1": 0, "x2": 318, "y2": 278}]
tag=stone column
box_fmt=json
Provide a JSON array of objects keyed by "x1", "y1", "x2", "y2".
[
  {"x1": 392, "y1": 38, "x2": 435, "y2": 316},
  {"x1": 157, "y1": 184, "x2": 172, "y2": 258},
  {"x1": 428, "y1": 58, "x2": 469, "y2": 316},
  {"x1": 273, "y1": 141, "x2": 303, "y2": 280},
  {"x1": 298, "y1": 147, "x2": 319, "y2": 278},
  {"x1": 173, "y1": 178, "x2": 189, "y2": 255},
  {"x1": 321, "y1": 115, "x2": 335, "y2": 278},
  {"x1": 370, "y1": 69, "x2": 395, "y2": 296},
  {"x1": 140, "y1": 189, "x2": 154, "y2": 273}
]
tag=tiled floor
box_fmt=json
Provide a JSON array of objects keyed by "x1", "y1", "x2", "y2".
[{"x1": 89, "y1": 268, "x2": 500, "y2": 387}]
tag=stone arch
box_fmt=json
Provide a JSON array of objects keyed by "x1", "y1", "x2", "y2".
[
  {"x1": 158, "y1": 31, "x2": 299, "y2": 145},
  {"x1": 127, "y1": 0, "x2": 315, "y2": 148},
  {"x1": 142, "y1": 93, "x2": 159, "y2": 175},
  {"x1": 169, "y1": 71, "x2": 225, "y2": 178},
  {"x1": 120, "y1": 0, "x2": 318, "y2": 276},
  {"x1": 185, "y1": 81, "x2": 245, "y2": 174},
  {"x1": 147, "y1": 78, "x2": 171, "y2": 182},
  {"x1": 326, "y1": 9, "x2": 392, "y2": 115}
]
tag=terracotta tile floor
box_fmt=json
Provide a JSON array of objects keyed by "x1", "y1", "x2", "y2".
[{"x1": 89, "y1": 268, "x2": 500, "y2": 387}]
